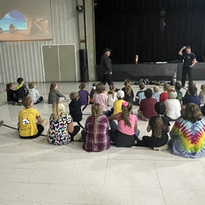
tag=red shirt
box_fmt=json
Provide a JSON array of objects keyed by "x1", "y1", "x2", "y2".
[
  {"x1": 140, "y1": 98, "x2": 157, "y2": 119},
  {"x1": 160, "y1": 92, "x2": 168, "y2": 103},
  {"x1": 83, "y1": 115, "x2": 110, "y2": 152}
]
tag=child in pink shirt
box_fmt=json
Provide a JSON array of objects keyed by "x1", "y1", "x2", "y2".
[
  {"x1": 93, "y1": 83, "x2": 111, "y2": 116},
  {"x1": 108, "y1": 101, "x2": 140, "y2": 147}
]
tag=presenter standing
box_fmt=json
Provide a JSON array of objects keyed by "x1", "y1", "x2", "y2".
[
  {"x1": 178, "y1": 46, "x2": 197, "y2": 87},
  {"x1": 100, "y1": 48, "x2": 113, "y2": 85}
]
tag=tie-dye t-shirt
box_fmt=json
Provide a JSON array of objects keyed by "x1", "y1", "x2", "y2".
[
  {"x1": 170, "y1": 118, "x2": 205, "y2": 158},
  {"x1": 47, "y1": 113, "x2": 72, "y2": 145}
]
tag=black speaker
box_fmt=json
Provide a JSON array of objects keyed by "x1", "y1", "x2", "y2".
[{"x1": 79, "y1": 49, "x2": 89, "y2": 82}]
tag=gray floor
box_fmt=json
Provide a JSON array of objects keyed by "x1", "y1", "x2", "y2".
[{"x1": 0, "y1": 81, "x2": 205, "y2": 205}]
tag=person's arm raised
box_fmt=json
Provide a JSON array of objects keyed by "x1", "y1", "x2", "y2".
[{"x1": 178, "y1": 46, "x2": 186, "y2": 56}]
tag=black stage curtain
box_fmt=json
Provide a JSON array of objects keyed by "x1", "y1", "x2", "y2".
[
  {"x1": 95, "y1": 0, "x2": 205, "y2": 63},
  {"x1": 95, "y1": 9, "x2": 161, "y2": 64},
  {"x1": 96, "y1": 0, "x2": 205, "y2": 10},
  {"x1": 165, "y1": 8, "x2": 205, "y2": 62}
]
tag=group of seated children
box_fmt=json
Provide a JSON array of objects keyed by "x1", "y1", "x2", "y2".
[
  {"x1": 13, "y1": 78, "x2": 205, "y2": 159},
  {"x1": 7, "y1": 78, "x2": 43, "y2": 105}
]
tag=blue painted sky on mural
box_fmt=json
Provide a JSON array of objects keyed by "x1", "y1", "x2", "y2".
[{"x1": 0, "y1": 10, "x2": 27, "y2": 30}]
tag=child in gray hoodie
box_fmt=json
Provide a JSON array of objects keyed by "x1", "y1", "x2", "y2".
[{"x1": 28, "y1": 82, "x2": 43, "y2": 104}]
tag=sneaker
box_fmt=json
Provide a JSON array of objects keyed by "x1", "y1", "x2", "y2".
[
  {"x1": 70, "y1": 126, "x2": 80, "y2": 140},
  {"x1": 17, "y1": 99, "x2": 22, "y2": 106},
  {"x1": 0, "y1": 121, "x2": 4, "y2": 127},
  {"x1": 153, "y1": 144, "x2": 168, "y2": 151}
]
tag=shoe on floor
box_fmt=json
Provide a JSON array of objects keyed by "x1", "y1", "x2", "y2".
[
  {"x1": 18, "y1": 99, "x2": 22, "y2": 106},
  {"x1": 70, "y1": 126, "x2": 80, "y2": 140},
  {"x1": 0, "y1": 121, "x2": 4, "y2": 127},
  {"x1": 153, "y1": 144, "x2": 168, "y2": 151}
]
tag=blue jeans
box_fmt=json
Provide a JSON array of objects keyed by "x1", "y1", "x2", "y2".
[
  {"x1": 109, "y1": 120, "x2": 140, "y2": 137},
  {"x1": 103, "y1": 110, "x2": 112, "y2": 117}
]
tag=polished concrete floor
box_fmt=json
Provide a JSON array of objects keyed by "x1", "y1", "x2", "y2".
[{"x1": 0, "y1": 81, "x2": 205, "y2": 205}]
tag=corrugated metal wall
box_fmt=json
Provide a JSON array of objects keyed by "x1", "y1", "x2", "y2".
[{"x1": 0, "y1": 0, "x2": 79, "y2": 83}]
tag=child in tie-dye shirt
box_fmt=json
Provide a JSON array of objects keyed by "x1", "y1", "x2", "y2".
[{"x1": 170, "y1": 103, "x2": 205, "y2": 159}]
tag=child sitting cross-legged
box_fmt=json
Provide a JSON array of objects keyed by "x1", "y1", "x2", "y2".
[
  {"x1": 28, "y1": 82, "x2": 43, "y2": 104},
  {"x1": 122, "y1": 79, "x2": 135, "y2": 103},
  {"x1": 108, "y1": 101, "x2": 140, "y2": 147},
  {"x1": 18, "y1": 97, "x2": 47, "y2": 138},
  {"x1": 78, "y1": 83, "x2": 90, "y2": 106},
  {"x1": 137, "y1": 102, "x2": 170, "y2": 151},
  {"x1": 138, "y1": 88, "x2": 157, "y2": 121},
  {"x1": 107, "y1": 84, "x2": 117, "y2": 107},
  {"x1": 6, "y1": 83, "x2": 15, "y2": 104},
  {"x1": 13, "y1": 77, "x2": 29, "y2": 105},
  {"x1": 82, "y1": 103, "x2": 111, "y2": 152},
  {"x1": 47, "y1": 102, "x2": 80, "y2": 145},
  {"x1": 175, "y1": 82, "x2": 183, "y2": 104},
  {"x1": 135, "y1": 82, "x2": 146, "y2": 105},
  {"x1": 112, "y1": 90, "x2": 125, "y2": 115},
  {"x1": 69, "y1": 92, "x2": 84, "y2": 129},
  {"x1": 89, "y1": 83, "x2": 96, "y2": 104},
  {"x1": 160, "y1": 83, "x2": 170, "y2": 103},
  {"x1": 48, "y1": 82, "x2": 66, "y2": 104},
  {"x1": 93, "y1": 83, "x2": 111, "y2": 116},
  {"x1": 199, "y1": 84, "x2": 205, "y2": 104},
  {"x1": 152, "y1": 86, "x2": 160, "y2": 102}
]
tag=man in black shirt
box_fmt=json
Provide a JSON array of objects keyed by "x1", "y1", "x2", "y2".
[
  {"x1": 99, "y1": 48, "x2": 113, "y2": 85},
  {"x1": 178, "y1": 46, "x2": 197, "y2": 87}
]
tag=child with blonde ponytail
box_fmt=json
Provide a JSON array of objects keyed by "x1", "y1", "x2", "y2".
[
  {"x1": 108, "y1": 101, "x2": 140, "y2": 147},
  {"x1": 82, "y1": 103, "x2": 111, "y2": 152},
  {"x1": 137, "y1": 102, "x2": 170, "y2": 151}
]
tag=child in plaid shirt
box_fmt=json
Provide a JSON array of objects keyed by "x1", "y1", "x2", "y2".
[{"x1": 82, "y1": 103, "x2": 111, "y2": 152}]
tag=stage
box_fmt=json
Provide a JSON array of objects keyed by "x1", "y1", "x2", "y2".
[{"x1": 96, "y1": 63, "x2": 205, "y2": 81}]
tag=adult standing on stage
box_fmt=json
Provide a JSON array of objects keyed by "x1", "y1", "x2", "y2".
[
  {"x1": 178, "y1": 46, "x2": 197, "y2": 87},
  {"x1": 100, "y1": 48, "x2": 113, "y2": 85}
]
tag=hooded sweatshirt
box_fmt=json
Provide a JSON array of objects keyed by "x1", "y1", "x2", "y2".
[{"x1": 28, "y1": 88, "x2": 40, "y2": 103}]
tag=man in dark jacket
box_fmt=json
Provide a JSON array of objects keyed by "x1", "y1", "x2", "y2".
[{"x1": 100, "y1": 48, "x2": 113, "y2": 85}]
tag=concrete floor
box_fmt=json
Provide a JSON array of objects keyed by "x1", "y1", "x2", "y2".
[{"x1": 0, "y1": 81, "x2": 205, "y2": 205}]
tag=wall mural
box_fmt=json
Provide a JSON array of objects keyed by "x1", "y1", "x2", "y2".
[{"x1": 0, "y1": 0, "x2": 52, "y2": 41}]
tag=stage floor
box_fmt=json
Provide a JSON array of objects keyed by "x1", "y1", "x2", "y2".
[
  {"x1": 97, "y1": 63, "x2": 205, "y2": 81},
  {"x1": 0, "y1": 81, "x2": 205, "y2": 205}
]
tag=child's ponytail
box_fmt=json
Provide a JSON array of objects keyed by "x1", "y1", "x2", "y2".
[
  {"x1": 108, "y1": 84, "x2": 115, "y2": 99},
  {"x1": 124, "y1": 79, "x2": 132, "y2": 96},
  {"x1": 121, "y1": 101, "x2": 132, "y2": 127},
  {"x1": 91, "y1": 103, "x2": 103, "y2": 144},
  {"x1": 154, "y1": 116, "x2": 163, "y2": 138},
  {"x1": 154, "y1": 102, "x2": 166, "y2": 138}
]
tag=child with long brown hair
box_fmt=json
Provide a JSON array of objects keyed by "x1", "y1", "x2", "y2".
[
  {"x1": 82, "y1": 103, "x2": 111, "y2": 152},
  {"x1": 89, "y1": 83, "x2": 96, "y2": 104},
  {"x1": 108, "y1": 84, "x2": 117, "y2": 107},
  {"x1": 108, "y1": 101, "x2": 140, "y2": 147},
  {"x1": 170, "y1": 103, "x2": 205, "y2": 158},
  {"x1": 137, "y1": 102, "x2": 170, "y2": 151},
  {"x1": 48, "y1": 82, "x2": 66, "y2": 104},
  {"x1": 122, "y1": 79, "x2": 134, "y2": 103},
  {"x1": 6, "y1": 83, "x2": 15, "y2": 104}
]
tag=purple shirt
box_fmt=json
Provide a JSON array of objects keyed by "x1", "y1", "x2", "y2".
[{"x1": 78, "y1": 90, "x2": 89, "y2": 105}]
